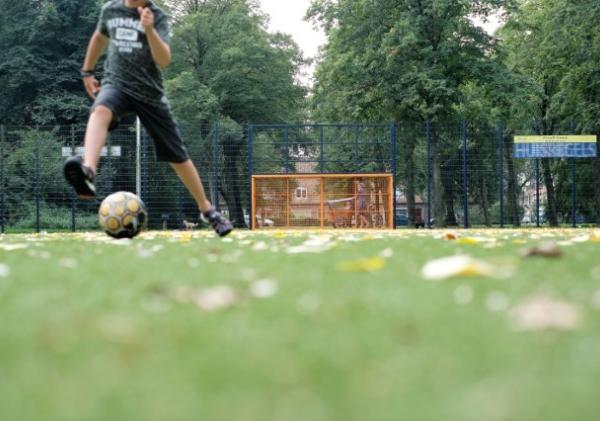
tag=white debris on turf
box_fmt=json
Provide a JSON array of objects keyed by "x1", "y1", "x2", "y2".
[
  {"x1": 379, "y1": 247, "x2": 394, "y2": 258},
  {"x1": 195, "y1": 286, "x2": 238, "y2": 312},
  {"x1": 0, "y1": 243, "x2": 28, "y2": 251},
  {"x1": 485, "y1": 291, "x2": 510, "y2": 313},
  {"x1": 27, "y1": 250, "x2": 51, "y2": 259},
  {"x1": 454, "y1": 285, "x2": 474, "y2": 305},
  {"x1": 249, "y1": 279, "x2": 278, "y2": 299},
  {"x1": 296, "y1": 293, "x2": 321, "y2": 315},
  {"x1": 59, "y1": 258, "x2": 78, "y2": 269},
  {"x1": 509, "y1": 295, "x2": 582, "y2": 331},
  {"x1": 421, "y1": 255, "x2": 496, "y2": 281},
  {"x1": 251, "y1": 241, "x2": 269, "y2": 251},
  {"x1": 0, "y1": 263, "x2": 10, "y2": 278},
  {"x1": 285, "y1": 235, "x2": 335, "y2": 254},
  {"x1": 187, "y1": 257, "x2": 200, "y2": 268}
]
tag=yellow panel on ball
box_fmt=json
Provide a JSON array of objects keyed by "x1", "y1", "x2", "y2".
[
  {"x1": 113, "y1": 192, "x2": 126, "y2": 202},
  {"x1": 106, "y1": 217, "x2": 120, "y2": 231},
  {"x1": 100, "y1": 203, "x2": 110, "y2": 216},
  {"x1": 122, "y1": 215, "x2": 134, "y2": 227},
  {"x1": 127, "y1": 200, "x2": 140, "y2": 212}
]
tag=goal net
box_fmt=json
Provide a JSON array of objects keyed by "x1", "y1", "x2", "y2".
[{"x1": 251, "y1": 174, "x2": 394, "y2": 229}]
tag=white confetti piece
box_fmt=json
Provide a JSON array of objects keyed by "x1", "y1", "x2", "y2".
[
  {"x1": 421, "y1": 255, "x2": 495, "y2": 281},
  {"x1": 297, "y1": 294, "x2": 321, "y2": 315},
  {"x1": 249, "y1": 279, "x2": 278, "y2": 299},
  {"x1": 285, "y1": 235, "x2": 335, "y2": 254},
  {"x1": 0, "y1": 243, "x2": 28, "y2": 251},
  {"x1": 195, "y1": 286, "x2": 237, "y2": 312},
  {"x1": 510, "y1": 295, "x2": 582, "y2": 331},
  {"x1": 486, "y1": 292, "x2": 510, "y2": 312},
  {"x1": 59, "y1": 258, "x2": 78, "y2": 269},
  {"x1": 251, "y1": 241, "x2": 269, "y2": 251},
  {"x1": 454, "y1": 285, "x2": 474, "y2": 305},
  {"x1": 0, "y1": 263, "x2": 10, "y2": 278},
  {"x1": 137, "y1": 249, "x2": 155, "y2": 259},
  {"x1": 379, "y1": 247, "x2": 394, "y2": 258}
]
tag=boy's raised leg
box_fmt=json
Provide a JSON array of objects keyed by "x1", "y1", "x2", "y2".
[{"x1": 63, "y1": 105, "x2": 113, "y2": 199}]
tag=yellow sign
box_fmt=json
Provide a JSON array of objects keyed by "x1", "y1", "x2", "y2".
[{"x1": 514, "y1": 135, "x2": 597, "y2": 144}]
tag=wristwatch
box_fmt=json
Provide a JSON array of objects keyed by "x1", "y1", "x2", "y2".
[{"x1": 80, "y1": 69, "x2": 95, "y2": 78}]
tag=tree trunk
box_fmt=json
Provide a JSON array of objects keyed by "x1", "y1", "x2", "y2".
[
  {"x1": 430, "y1": 126, "x2": 446, "y2": 227},
  {"x1": 504, "y1": 134, "x2": 520, "y2": 226},
  {"x1": 403, "y1": 133, "x2": 417, "y2": 226},
  {"x1": 442, "y1": 161, "x2": 458, "y2": 226},
  {"x1": 541, "y1": 158, "x2": 559, "y2": 226},
  {"x1": 221, "y1": 149, "x2": 246, "y2": 228},
  {"x1": 480, "y1": 175, "x2": 491, "y2": 227}
]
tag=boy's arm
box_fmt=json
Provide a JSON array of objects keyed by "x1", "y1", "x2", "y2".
[
  {"x1": 82, "y1": 30, "x2": 109, "y2": 99},
  {"x1": 139, "y1": 7, "x2": 171, "y2": 68}
]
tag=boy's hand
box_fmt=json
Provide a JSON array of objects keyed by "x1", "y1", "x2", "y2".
[
  {"x1": 138, "y1": 6, "x2": 154, "y2": 31},
  {"x1": 83, "y1": 76, "x2": 100, "y2": 99}
]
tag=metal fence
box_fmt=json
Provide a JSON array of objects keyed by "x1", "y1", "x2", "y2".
[{"x1": 0, "y1": 121, "x2": 598, "y2": 232}]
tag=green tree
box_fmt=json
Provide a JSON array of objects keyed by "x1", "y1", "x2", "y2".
[
  {"x1": 164, "y1": 0, "x2": 306, "y2": 226},
  {"x1": 308, "y1": 0, "x2": 508, "y2": 227},
  {"x1": 0, "y1": 0, "x2": 101, "y2": 125},
  {"x1": 501, "y1": 0, "x2": 600, "y2": 226}
]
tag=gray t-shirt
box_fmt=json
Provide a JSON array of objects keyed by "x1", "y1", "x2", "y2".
[{"x1": 97, "y1": 0, "x2": 171, "y2": 106}]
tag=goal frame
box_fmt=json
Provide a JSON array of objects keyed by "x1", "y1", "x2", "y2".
[{"x1": 250, "y1": 173, "x2": 395, "y2": 230}]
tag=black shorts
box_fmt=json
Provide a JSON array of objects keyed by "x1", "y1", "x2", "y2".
[{"x1": 92, "y1": 85, "x2": 189, "y2": 163}]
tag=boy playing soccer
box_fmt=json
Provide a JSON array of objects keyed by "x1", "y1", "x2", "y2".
[{"x1": 63, "y1": 0, "x2": 233, "y2": 237}]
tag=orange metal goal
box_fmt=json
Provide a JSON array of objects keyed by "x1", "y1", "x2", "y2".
[{"x1": 251, "y1": 173, "x2": 394, "y2": 230}]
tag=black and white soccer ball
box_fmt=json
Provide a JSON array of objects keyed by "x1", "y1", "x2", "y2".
[{"x1": 98, "y1": 191, "x2": 147, "y2": 239}]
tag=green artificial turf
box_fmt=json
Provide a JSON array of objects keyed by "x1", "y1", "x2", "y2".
[{"x1": 1, "y1": 229, "x2": 600, "y2": 421}]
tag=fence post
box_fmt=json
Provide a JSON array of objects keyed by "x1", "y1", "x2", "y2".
[
  {"x1": 141, "y1": 130, "x2": 148, "y2": 203},
  {"x1": 248, "y1": 124, "x2": 254, "y2": 230},
  {"x1": 178, "y1": 181, "x2": 184, "y2": 230},
  {"x1": 497, "y1": 124, "x2": 505, "y2": 228},
  {"x1": 319, "y1": 125, "x2": 324, "y2": 173},
  {"x1": 212, "y1": 121, "x2": 220, "y2": 211},
  {"x1": 462, "y1": 121, "x2": 469, "y2": 228},
  {"x1": 106, "y1": 130, "x2": 113, "y2": 195},
  {"x1": 136, "y1": 117, "x2": 141, "y2": 197},
  {"x1": 535, "y1": 158, "x2": 540, "y2": 227},
  {"x1": 354, "y1": 124, "x2": 360, "y2": 168},
  {"x1": 390, "y1": 123, "x2": 398, "y2": 229},
  {"x1": 572, "y1": 159, "x2": 577, "y2": 227},
  {"x1": 0, "y1": 125, "x2": 4, "y2": 234},
  {"x1": 35, "y1": 129, "x2": 41, "y2": 233},
  {"x1": 70, "y1": 125, "x2": 76, "y2": 232},
  {"x1": 570, "y1": 122, "x2": 577, "y2": 228},
  {"x1": 284, "y1": 126, "x2": 289, "y2": 173},
  {"x1": 426, "y1": 121, "x2": 432, "y2": 229}
]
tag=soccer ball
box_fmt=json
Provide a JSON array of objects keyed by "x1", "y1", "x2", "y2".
[{"x1": 98, "y1": 191, "x2": 147, "y2": 238}]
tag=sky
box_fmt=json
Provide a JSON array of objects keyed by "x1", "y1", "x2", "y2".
[{"x1": 258, "y1": 0, "x2": 326, "y2": 85}]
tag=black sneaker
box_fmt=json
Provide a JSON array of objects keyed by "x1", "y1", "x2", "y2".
[
  {"x1": 203, "y1": 209, "x2": 233, "y2": 237},
  {"x1": 63, "y1": 156, "x2": 96, "y2": 199}
]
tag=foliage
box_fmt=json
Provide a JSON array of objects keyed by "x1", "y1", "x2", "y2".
[
  {"x1": 0, "y1": 0, "x2": 101, "y2": 125},
  {"x1": 163, "y1": 0, "x2": 307, "y2": 226}
]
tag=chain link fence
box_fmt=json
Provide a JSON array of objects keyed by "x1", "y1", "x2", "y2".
[{"x1": 1, "y1": 122, "x2": 598, "y2": 232}]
